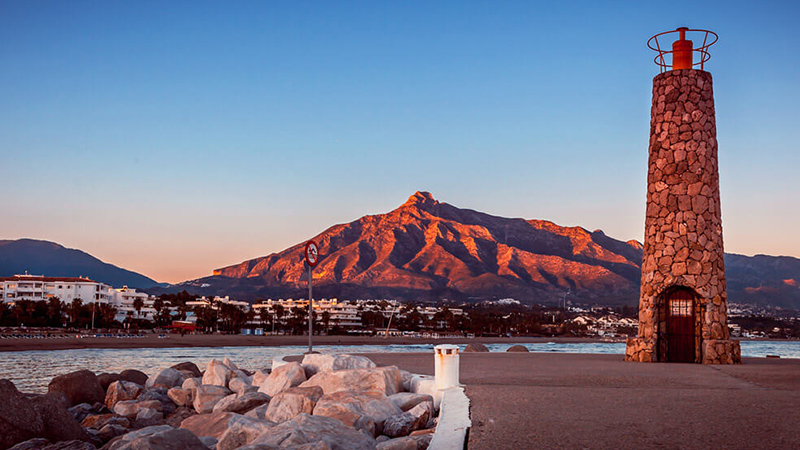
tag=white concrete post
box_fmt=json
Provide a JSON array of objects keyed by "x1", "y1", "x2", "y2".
[{"x1": 434, "y1": 344, "x2": 460, "y2": 390}]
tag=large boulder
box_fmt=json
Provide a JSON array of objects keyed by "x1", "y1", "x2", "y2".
[
  {"x1": 506, "y1": 345, "x2": 530, "y2": 352},
  {"x1": 80, "y1": 414, "x2": 129, "y2": 430},
  {"x1": 48, "y1": 371, "x2": 105, "y2": 407},
  {"x1": 138, "y1": 388, "x2": 176, "y2": 416},
  {"x1": 387, "y1": 393, "x2": 434, "y2": 413},
  {"x1": 104, "y1": 381, "x2": 143, "y2": 409},
  {"x1": 216, "y1": 415, "x2": 275, "y2": 450},
  {"x1": 96, "y1": 373, "x2": 122, "y2": 392},
  {"x1": 165, "y1": 407, "x2": 196, "y2": 428},
  {"x1": 170, "y1": 362, "x2": 202, "y2": 378},
  {"x1": 376, "y1": 435, "x2": 431, "y2": 450},
  {"x1": 167, "y1": 388, "x2": 193, "y2": 407},
  {"x1": 301, "y1": 354, "x2": 376, "y2": 378},
  {"x1": 9, "y1": 440, "x2": 96, "y2": 450},
  {"x1": 113, "y1": 400, "x2": 162, "y2": 418},
  {"x1": 313, "y1": 390, "x2": 402, "y2": 437},
  {"x1": 258, "y1": 362, "x2": 306, "y2": 398},
  {"x1": 381, "y1": 403, "x2": 430, "y2": 438},
  {"x1": 30, "y1": 393, "x2": 92, "y2": 444},
  {"x1": 264, "y1": 387, "x2": 323, "y2": 424},
  {"x1": 7, "y1": 438, "x2": 51, "y2": 450},
  {"x1": 180, "y1": 411, "x2": 238, "y2": 439},
  {"x1": 243, "y1": 404, "x2": 270, "y2": 421},
  {"x1": 248, "y1": 413, "x2": 376, "y2": 450},
  {"x1": 0, "y1": 380, "x2": 45, "y2": 450},
  {"x1": 300, "y1": 366, "x2": 402, "y2": 396},
  {"x1": 107, "y1": 426, "x2": 206, "y2": 450},
  {"x1": 251, "y1": 370, "x2": 270, "y2": 388},
  {"x1": 118, "y1": 370, "x2": 148, "y2": 386},
  {"x1": 202, "y1": 360, "x2": 234, "y2": 387},
  {"x1": 213, "y1": 392, "x2": 270, "y2": 414},
  {"x1": 228, "y1": 377, "x2": 256, "y2": 397},
  {"x1": 146, "y1": 368, "x2": 186, "y2": 389},
  {"x1": 375, "y1": 437, "x2": 416, "y2": 450},
  {"x1": 193, "y1": 385, "x2": 232, "y2": 414},
  {"x1": 463, "y1": 343, "x2": 489, "y2": 353}
]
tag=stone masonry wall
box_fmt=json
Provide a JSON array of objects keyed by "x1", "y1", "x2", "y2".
[{"x1": 626, "y1": 69, "x2": 740, "y2": 364}]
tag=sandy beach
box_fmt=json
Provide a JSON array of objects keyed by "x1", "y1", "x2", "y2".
[
  {"x1": 362, "y1": 352, "x2": 800, "y2": 450},
  {"x1": 0, "y1": 333, "x2": 611, "y2": 352}
]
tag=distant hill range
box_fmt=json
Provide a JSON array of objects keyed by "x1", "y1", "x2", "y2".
[
  {"x1": 0, "y1": 239, "x2": 160, "y2": 289},
  {"x1": 160, "y1": 192, "x2": 800, "y2": 309}
]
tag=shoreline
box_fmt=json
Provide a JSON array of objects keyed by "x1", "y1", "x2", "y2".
[
  {"x1": 1, "y1": 332, "x2": 794, "y2": 353},
  {"x1": 0, "y1": 333, "x2": 617, "y2": 353}
]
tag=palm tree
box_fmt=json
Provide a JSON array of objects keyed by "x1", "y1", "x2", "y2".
[
  {"x1": 133, "y1": 298, "x2": 144, "y2": 318},
  {"x1": 321, "y1": 311, "x2": 331, "y2": 334}
]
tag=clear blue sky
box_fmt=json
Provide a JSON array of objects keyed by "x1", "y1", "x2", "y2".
[{"x1": 2, "y1": 1, "x2": 798, "y2": 282}]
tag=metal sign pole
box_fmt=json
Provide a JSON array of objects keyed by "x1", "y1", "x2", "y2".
[{"x1": 308, "y1": 264, "x2": 313, "y2": 353}]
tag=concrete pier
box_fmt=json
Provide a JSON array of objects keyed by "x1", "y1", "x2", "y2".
[{"x1": 365, "y1": 352, "x2": 800, "y2": 450}]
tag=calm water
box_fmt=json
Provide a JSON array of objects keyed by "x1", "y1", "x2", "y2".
[{"x1": 2, "y1": 340, "x2": 798, "y2": 393}]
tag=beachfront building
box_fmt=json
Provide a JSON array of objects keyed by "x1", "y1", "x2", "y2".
[
  {"x1": 250, "y1": 298, "x2": 465, "y2": 331},
  {"x1": 625, "y1": 28, "x2": 740, "y2": 364},
  {"x1": 110, "y1": 287, "x2": 156, "y2": 322},
  {"x1": 0, "y1": 274, "x2": 112, "y2": 305},
  {"x1": 186, "y1": 296, "x2": 251, "y2": 310}
]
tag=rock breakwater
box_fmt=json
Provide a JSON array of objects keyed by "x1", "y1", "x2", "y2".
[{"x1": 1, "y1": 355, "x2": 437, "y2": 450}]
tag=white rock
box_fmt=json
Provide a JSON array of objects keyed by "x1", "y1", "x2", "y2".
[
  {"x1": 180, "y1": 411, "x2": 238, "y2": 439},
  {"x1": 212, "y1": 391, "x2": 270, "y2": 414},
  {"x1": 203, "y1": 360, "x2": 234, "y2": 387},
  {"x1": 222, "y1": 358, "x2": 239, "y2": 371},
  {"x1": 251, "y1": 369, "x2": 270, "y2": 388},
  {"x1": 248, "y1": 413, "x2": 376, "y2": 450},
  {"x1": 258, "y1": 362, "x2": 307, "y2": 398},
  {"x1": 313, "y1": 390, "x2": 402, "y2": 437},
  {"x1": 105, "y1": 380, "x2": 143, "y2": 409},
  {"x1": 300, "y1": 366, "x2": 403, "y2": 396},
  {"x1": 135, "y1": 407, "x2": 163, "y2": 423},
  {"x1": 193, "y1": 385, "x2": 233, "y2": 414},
  {"x1": 216, "y1": 415, "x2": 275, "y2": 450},
  {"x1": 382, "y1": 403, "x2": 430, "y2": 438},
  {"x1": 301, "y1": 354, "x2": 376, "y2": 378},
  {"x1": 264, "y1": 386, "x2": 323, "y2": 423},
  {"x1": 167, "y1": 387, "x2": 193, "y2": 407},
  {"x1": 146, "y1": 368, "x2": 186, "y2": 389},
  {"x1": 388, "y1": 393, "x2": 434, "y2": 413},
  {"x1": 182, "y1": 377, "x2": 202, "y2": 391}
]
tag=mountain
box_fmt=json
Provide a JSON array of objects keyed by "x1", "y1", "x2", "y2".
[
  {"x1": 164, "y1": 191, "x2": 800, "y2": 308},
  {"x1": 0, "y1": 239, "x2": 160, "y2": 289}
]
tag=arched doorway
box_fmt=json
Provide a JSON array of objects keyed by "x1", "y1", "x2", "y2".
[{"x1": 664, "y1": 287, "x2": 696, "y2": 362}]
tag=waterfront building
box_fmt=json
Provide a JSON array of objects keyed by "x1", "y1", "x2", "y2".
[{"x1": 0, "y1": 274, "x2": 111, "y2": 304}]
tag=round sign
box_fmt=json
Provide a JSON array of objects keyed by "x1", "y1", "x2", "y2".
[{"x1": 305, "y1": 240, "x2": 319, "y2": 267}]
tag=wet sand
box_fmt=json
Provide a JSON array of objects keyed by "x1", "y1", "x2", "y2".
[
  {"x1": 363, "y1": 352, "x2": 800, "y2": 450},
  {"x1": 0, "y1": 333, "x2": 608, "y2": 352}
]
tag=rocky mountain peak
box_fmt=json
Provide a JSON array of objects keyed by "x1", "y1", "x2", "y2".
[{"x1": 401, "y1": 191, "x2": 438, "y2": 210}]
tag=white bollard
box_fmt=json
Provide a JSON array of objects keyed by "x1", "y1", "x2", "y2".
[{"x1": 434, "y1": 344, "x2": 460, "y2": 390}]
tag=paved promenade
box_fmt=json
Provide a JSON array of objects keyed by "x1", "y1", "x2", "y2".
[{"x1": 365, "y1": 352, "x2": 800, "y2": 450}]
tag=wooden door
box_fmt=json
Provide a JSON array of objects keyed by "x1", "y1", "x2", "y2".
[{"x1": 665, "y1": 289, "x2": 695, "y2": 363}]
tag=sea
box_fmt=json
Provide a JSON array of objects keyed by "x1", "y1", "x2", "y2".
[{"x1": 3, "y1": 340, "x2": 798, "y2": 393}]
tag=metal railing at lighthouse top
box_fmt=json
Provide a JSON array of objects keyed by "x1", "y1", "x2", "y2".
[{"x1": 647, "y1": 27, "x2": 718, "y2": 73}]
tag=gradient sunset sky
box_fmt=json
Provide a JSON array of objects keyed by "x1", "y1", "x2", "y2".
[{"x1": 2, "y1": 1, "x2": 798, "y2": 283}]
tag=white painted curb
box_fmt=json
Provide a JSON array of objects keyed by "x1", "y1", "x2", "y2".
[{"x1": 428, "y1": 386, "x2": 471, "y2": 450}]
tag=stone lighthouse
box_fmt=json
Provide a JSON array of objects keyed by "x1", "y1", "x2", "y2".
[{"x1": 625, "y1": 28, "x2": 741, "y2": 364}]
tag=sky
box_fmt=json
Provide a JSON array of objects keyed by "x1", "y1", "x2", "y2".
[{"x1": 1, "y1": 1, "x2": 798, "y2": 283}]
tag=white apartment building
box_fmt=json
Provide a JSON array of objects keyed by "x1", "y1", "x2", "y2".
[
  {"x1": 110, "y1": 286, "x2": 156, "y2": 322},
  {"x1": 187, "y1": 296, "x2": 251, "y2": 310},
  {"x1": 252, "y1": 298, "x2": 363, "y2": 328},
  {"x1": 0, "y1": 274, "x2": 111, "y2": 304}
]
